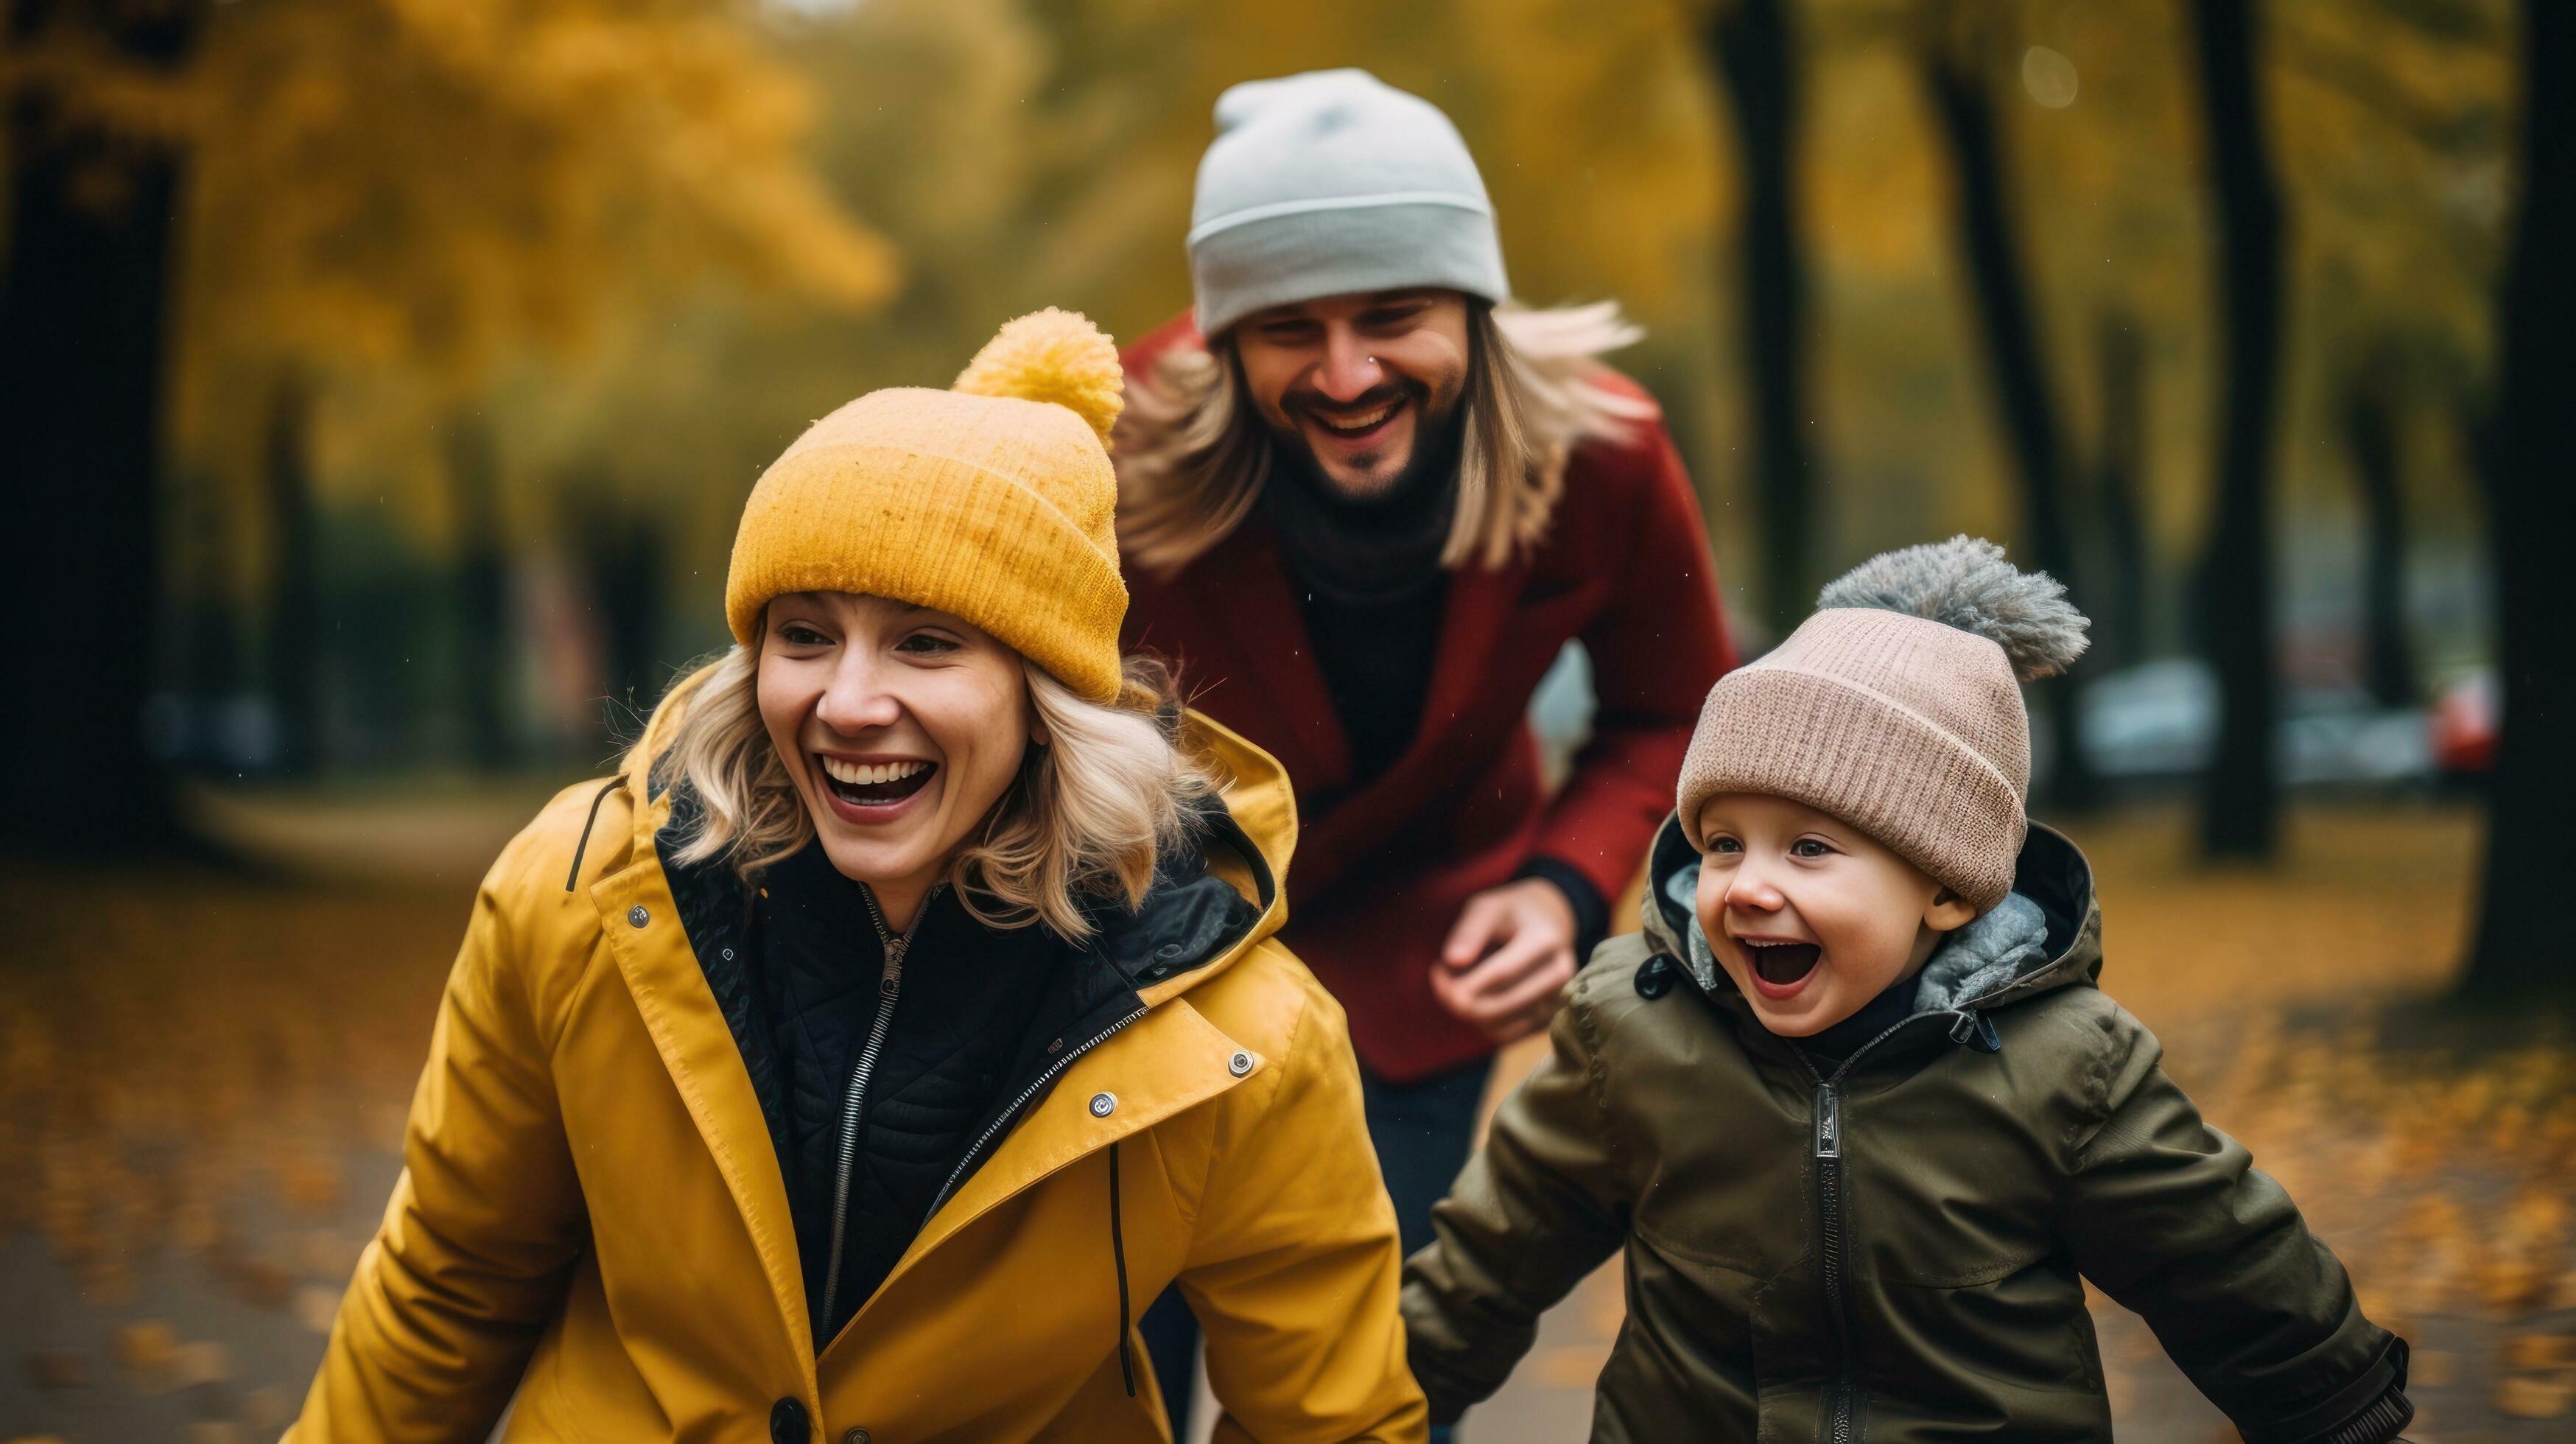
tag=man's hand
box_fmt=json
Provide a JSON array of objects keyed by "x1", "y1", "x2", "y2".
[{"x1": 1432, "y1": 878, "x2": 1579, "y2": 1045}]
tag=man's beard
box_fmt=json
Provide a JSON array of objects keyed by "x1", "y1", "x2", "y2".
[{"x1": 1266, "y1": 382, "x2": 1466, "y2": 512}]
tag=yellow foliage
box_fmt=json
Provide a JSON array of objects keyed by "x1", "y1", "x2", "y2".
[{"x1": 169, "y1": 0, "x2": 897, "y2": 500}]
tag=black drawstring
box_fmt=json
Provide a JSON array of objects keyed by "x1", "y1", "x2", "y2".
[
  {"x1": 564, "y1": 778, "x2": 623, "y2": 892},
  {"x1": 1109, "y1": 1142, "x2": 1136, "y2": 1397}
]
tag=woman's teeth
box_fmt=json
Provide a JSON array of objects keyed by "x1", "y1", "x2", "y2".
[
  {"x1": 819, "y1": 757, "x2": 929, "y2": 787},
  {"x1": 1314, "y1": 400, "x2": 1398, "y2": 435}
]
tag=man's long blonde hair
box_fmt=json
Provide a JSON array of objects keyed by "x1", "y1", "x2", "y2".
[
  {"x1": 633, "y1": 640, "x2": 1209, "y2": 942},
  {"x1": 1115, "y1": 299, "x2": 1655, "y2": 575}
]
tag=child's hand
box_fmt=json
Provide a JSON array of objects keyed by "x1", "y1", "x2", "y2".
[{"x1": 1433, "y1": 878, "x2": 1579, "y2": 1044}]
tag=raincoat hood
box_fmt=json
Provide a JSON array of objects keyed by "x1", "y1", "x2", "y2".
[{"x1": 1635, "y1": 807, "x2": 2105, "y2": 1056}]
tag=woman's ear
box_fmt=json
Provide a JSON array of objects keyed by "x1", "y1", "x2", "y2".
[{"x1": 1924, "y1": 889, "x2": 1978, "y2": 935}]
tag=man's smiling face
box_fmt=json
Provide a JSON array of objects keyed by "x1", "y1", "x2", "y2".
[{"x1": 1230, "y1": 288, "x2": 1472, "y2": 500}]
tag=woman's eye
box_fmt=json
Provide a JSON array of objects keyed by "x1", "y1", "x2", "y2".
[
  {"x1": 778, "y1": 623, "x2": 827, "y2": 646},
  {"x1": 896, "y1": 633, "x2": 959, "y2": 655}
]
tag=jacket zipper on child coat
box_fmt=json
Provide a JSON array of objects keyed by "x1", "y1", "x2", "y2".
[
  {"x1": 1797, "y1": 1007, "x2": 1968, "y2": 1443},
  {"x1": 1811, "y1": 1080, "x2": 1856, "y2": 1443},
  {"x1": 819, "y1": 882, "x2": 942, "y2": 1331}
]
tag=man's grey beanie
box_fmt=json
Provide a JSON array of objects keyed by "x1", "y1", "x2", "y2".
[{"x1": 1189, "y1": 69, "x2": 1509, "y2": 337}]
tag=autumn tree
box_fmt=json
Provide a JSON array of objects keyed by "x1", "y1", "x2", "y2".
[
  {"x1": 0, "y1": 0, "x2": 897, "y2": 816},
  {"x1": 2187, "y1": 0, "x2": 2289, "y2": 861},
  {"x1": 2459, "y1": 0, "x2": 2572, "y2": 1001},
  {"x1": 1, "y1": 0, "x2": 212, "y2": 847},
  {"x1": 1920, "y1": 4, "x2": 2099, "y2": 808},
  {"x1": 1702, "y1": 0, "x2": 1824, "y2": 634}
]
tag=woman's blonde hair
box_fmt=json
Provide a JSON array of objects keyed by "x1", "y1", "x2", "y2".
[
  {"x1": 1115, "y1": 299, "x2": 1657, "y2": 575},
  {"x1": 634, "y1": 638, "x2": 1210, "y2": 942}
]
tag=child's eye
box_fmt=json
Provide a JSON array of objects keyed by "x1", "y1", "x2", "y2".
[
  {"x1": 1708, "y1": 836, "x2": 1742, "y2": 855},
  {"x1": 1791, "y1": 838, "x2": 1833, "y2": 860}
]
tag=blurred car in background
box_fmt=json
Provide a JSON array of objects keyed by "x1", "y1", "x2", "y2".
[{"x1": 2074, "y1": 659, "x2": 2488, "y2": 788}]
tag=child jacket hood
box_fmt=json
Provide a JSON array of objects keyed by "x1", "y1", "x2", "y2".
[{"x1": 1403, "y1": 812, "x2": 2411, "y2": 1443}]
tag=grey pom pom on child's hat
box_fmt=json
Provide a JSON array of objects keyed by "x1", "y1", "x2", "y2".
[{"x1": 1676, "y1": 536, "x2": 2090, "y2": 913}]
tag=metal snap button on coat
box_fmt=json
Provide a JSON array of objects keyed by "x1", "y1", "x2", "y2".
[
  {"x1": 842, "y1": 1430, "x2": 872, "y2": 1444},
  {"x1": 1088, "y1": 1091, "x2": 1117, "y2": 1118},
  {"x1": 1228, "y1": 1051, "x2": 1254, "y2": 1077},
  {"x1": 627, "y1": 905, "x2": 650, "y2": 929},
  {"x1": 768, "y1": 1398, "x2": 809, "y2": 1444}
]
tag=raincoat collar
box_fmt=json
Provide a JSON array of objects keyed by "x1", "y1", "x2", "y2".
[{"x1": 585, "y1": 670, "x2": 1298, "y2": 1370}]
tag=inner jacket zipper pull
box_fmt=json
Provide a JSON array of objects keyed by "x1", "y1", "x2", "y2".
[{"x1": 1814, "y1": 1084, "x2": 1840, "y2": 1159}]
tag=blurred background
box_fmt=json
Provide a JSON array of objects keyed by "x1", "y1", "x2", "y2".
[{"x1": 1, "y1": 0, "x2": 2568, "y2": 1439}]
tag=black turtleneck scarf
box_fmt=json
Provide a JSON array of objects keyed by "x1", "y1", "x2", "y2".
[
  {"x1": 1262, "y1": 406, "x2": 1464, "y2": 794},
  {"x1": 1261, "y1": 409, "x2": 1612, "y2": 965}
]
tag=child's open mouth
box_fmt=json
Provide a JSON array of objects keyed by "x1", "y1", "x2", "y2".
[
  {"x1": 1738, "y1": 938, "x2": 1822, "y2": 991},
  {"x1": 818, "y1": 755, "x2": 936, "y2": 807}
]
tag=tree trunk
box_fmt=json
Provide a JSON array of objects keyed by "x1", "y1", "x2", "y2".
[
  {"x1": 0, "y1": 0, "x2": 206, "y2": 849},
  {"x1": 2457, "y1": 0, "x2": 2575, "y2": 1001},
  {"x1": 446, "y1": 415, "x2": 515, "y2": 769},
  {"x1": 2091, "y1": 315, "x2": 2152, "y2": 673},
  {"x1": 586, "y1": 511, "x2": 668, "y2": 743},
  {"x1": 1706, "y1": 0, "x2": 1823, "y2": 637},
  {"x1": 2188, "y1": 0, "x2": 2288, "y2": 861},
  {"x1": 1923, "y1": 41, "x2": 2100, "y2": 811},
  {"x1": 2340, "y1": 358, "x2": 2418, "y2": 709},
  {"x1": 265, "y1": 370, "x2": 325, "y2": 771}
]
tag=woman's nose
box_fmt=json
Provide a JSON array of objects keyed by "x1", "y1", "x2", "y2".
[
  {"x1": 1313, "y1": 326, "x2": 1383, "y2": 402},
  {"x1": 815, "y1": 656, "x2": 902, "y2": 735}
]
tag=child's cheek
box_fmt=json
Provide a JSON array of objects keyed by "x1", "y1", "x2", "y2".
[{"x1": 1694, "y1": 864, "x2": 1727, "y2": 940}]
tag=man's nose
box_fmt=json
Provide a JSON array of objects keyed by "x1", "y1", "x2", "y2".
[
  {"x1": 816, "y1": 653, "x2": 902, "y2": 735},
  {"x1": 1312, "y1": 324, "x2": 1383, "y2": 402}
]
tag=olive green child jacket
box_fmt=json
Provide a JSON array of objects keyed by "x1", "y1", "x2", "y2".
[{"x1": 1402, "y1": 816, "x2": 2411, "y2": 1442}]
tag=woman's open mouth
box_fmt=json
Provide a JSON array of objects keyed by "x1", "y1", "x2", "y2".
[
  {"x1": 1736, "y1": 937, "x2": 1823, "y2": 998},
  {"x1": 816, "y1": 755, "x2": 936, "y2": 814}
]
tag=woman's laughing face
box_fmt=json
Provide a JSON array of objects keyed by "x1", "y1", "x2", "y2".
[{"x1": 755, "y1": 592, "x2": 1033, "y2": 924}]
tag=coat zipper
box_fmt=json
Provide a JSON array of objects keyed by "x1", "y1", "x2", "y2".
[
  {"x1": 1812, "y1": 1080, "x2": 1855, "y2": 1442},
  {"x1": 1796, "y1": 1017, "x2": 1912, "y2": 1443},
  {"x1": 1789, "y1": 1009, "x2": 1979, "y2": 1440},
  {"x1": 818, "y1": 882, "x2": 941, "y2": 1331},
  {"x1": 922, "y1": 1004, "x2": 1148, "y2": 1222}
]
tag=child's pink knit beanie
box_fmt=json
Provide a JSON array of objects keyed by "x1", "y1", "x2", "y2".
[{"x1": 1676, "y1": 536, "x2": 2089, "y2": 912}]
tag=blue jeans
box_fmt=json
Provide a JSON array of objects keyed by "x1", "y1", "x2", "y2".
[{"x1": 1142, "y1": 1054, "x2": 1495, "y2": 1437}]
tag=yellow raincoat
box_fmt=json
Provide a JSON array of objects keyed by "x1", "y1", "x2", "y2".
[{"x1": 287, "y1": 712, "x2": 1426, "y2": 1443}]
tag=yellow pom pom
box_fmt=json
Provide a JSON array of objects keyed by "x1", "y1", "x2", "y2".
[{"x1": 952, "y1": 307, "x2": 1125, "y2": 452}]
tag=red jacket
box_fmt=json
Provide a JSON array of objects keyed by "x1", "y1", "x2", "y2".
[{"x1": 1120, "y1": 319, "x2": 1736, "y2": 1082}]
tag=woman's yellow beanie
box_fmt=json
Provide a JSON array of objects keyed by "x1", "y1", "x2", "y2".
[{"x1": 723, "y1": 309, "x2": 1129, "y2": 702}]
